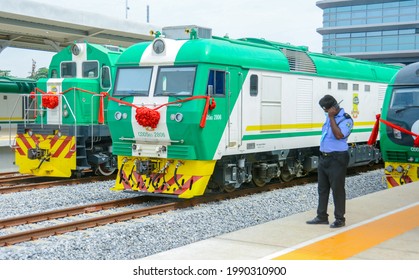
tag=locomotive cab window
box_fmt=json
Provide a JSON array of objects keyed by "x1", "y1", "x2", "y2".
[
  {"x1": 101, "y1": 66, "x2": 111, "y2": 89},
  {"x1": 61, "y1": 62, "x2": 76, "y2": 78},
  {"x1": 114, "y1": 67, "x2": 152, "y2": 96},
  {"x1": 155, "y1": 66, "x2": 196, "y2": 96},
  {"x1": 207, "y1": 70, "x2": 226, "y2": 96},
  {"x1": 51, "y1": 69, "x2": 58, "y2": 78},
  {"x1": 390, "y1": 89, "x2": 419, "y2": 109},
  {"x1": 250, "y1": 74, "x2": 258, "y2": 96},
  {"x1": 82, "y1": 61, "x2": 99, "y2": 78}
]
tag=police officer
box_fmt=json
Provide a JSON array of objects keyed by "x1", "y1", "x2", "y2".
[{"x1": 307, "y1": 95, "x2": 353, "y2": 228}]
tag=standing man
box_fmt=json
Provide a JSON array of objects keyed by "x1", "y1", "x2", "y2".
[{"x1": 307, "y1": 95, "x2": 353, "y2": 228}]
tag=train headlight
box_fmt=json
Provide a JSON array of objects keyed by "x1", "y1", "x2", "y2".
[
  {"x1": 63, "y1": 110, "x2": 69, "y2": 118},
  {"x1": 71, "y1": 44, "x2": 83, "y2": 56},
  {"x1": 152, "y1": 39, "x2": 165, "y2": 54},
  {"x1": 385, "y1": 165, "x2": 394, "y2": 172},
  {"x1": 393, "y1": 129, "x2": 402, "y2": 139},
  {"x1": 396, "y1": 165, "x2": 404, "y2": 173},
  {"x1": 122, "y1": 113, "x2": 128, "y2": 119},
  {"x1": 170, "y1": 113, "x2": 183, "y2": 122},
  {"x1": 114, "y1": 111, "x2": 122, "y2": 120}
]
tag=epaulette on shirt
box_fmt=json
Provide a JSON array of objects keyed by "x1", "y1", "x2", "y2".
[
  {"x1": 337, "y1": 113, "x2": 352, "y2": 125},
  {"x1": 338, "y1": 113, "x2": 353, "y2": 138}
]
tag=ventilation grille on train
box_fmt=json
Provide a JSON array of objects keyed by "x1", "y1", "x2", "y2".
[
  {"x1": 385, "y1": 151, "x2": 407, "y2": 162},
  {"x1": 280, "y1": 49, "x2": 317, "y2": 73}
]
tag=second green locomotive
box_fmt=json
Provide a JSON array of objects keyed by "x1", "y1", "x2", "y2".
[
  {"x1": 379, "y1": 62, "x2": 419, "y2": 187},
  {"x1": 14, "y1": 43, "x2": 124, "y2": 177}
]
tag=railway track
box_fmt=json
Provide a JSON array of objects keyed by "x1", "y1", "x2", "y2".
[
  {"x1": 0, "y1": 174, "x2": 116, "y2": 194},
  {"x1": 0, "y1": 174, "x2": 315, "y2": 246},
  {"x1": 0, "y1": 163, "x2": 384, "y2": 247},
  {"x1": 0, "y1": 172, "x2": 34, "y2": 184}
]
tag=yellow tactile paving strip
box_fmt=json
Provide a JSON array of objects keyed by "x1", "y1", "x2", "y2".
[{"x1": 272, "y1": 203, "x2": 419, "y2": 260}]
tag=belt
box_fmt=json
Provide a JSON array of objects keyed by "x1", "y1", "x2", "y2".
[{"x1": 321, "y1": 151, "x2": 347, "y2": 157}]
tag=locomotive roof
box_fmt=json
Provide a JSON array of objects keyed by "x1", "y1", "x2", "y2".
[
  {"x1": 392, "y1": 61, "x2": 419, "y2": 86},
  {"x1": 47, "y1": 42, "x2": 126, "y2": 77},
  {"x1": 118, "y1": 36, "x2": 401, "y2": 83}
]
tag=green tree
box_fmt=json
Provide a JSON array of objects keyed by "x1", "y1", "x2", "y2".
[{"x1": 29, "y1": 67, "x2": 48, "y2": 79}]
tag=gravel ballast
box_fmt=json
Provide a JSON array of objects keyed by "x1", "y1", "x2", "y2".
[{"x1": 0, "y1": 169, "x2": 386, "y2": 260}]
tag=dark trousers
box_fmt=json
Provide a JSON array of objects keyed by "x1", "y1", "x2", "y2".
[{"x1": 317, "y1": 152, "x2": 349, "y2": 221}]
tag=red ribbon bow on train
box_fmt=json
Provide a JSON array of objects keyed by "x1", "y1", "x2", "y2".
[{"x1": 368, "y1": 114, "x2": 419, "y2": 147}]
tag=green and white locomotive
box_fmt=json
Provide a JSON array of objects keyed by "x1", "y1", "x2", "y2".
[
  {"x1": 108, "y1": 27, "x2": 400, "y2": 198},
  {"x1": 377, "y1": 62, "x2": 419, "y2": 187},
  {"x1": 14, "y1": 43, "x2": 124, "y2": 177}
]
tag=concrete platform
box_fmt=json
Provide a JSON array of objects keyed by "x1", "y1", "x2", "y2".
[{"x1": 142, "y1": 181, "x2": 419, "y2": 260}]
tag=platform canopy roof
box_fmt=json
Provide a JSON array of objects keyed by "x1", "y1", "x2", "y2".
[{"x1": 0, "y1": 0, "x2": 159, "y2": 53}]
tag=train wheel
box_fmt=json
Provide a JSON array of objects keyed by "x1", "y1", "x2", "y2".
[
  {"x1": 73, "y1": 170, "x2": 83, "y2": 179},
  {"x1": 222, "y1": 184, "x2": 236, "y2": 193},
  {"x1": 252, "y1": 177, "x2": 267, "y2": 187},
  {"x1": 206, "y1": 179, "x2": 222, "y2": 193},
  {"x1": 280, "y1": 168, "x2": 295, "y2": 182},
  {"x1": 96, "y1": 163, "x2": 116, "y2": 176}
]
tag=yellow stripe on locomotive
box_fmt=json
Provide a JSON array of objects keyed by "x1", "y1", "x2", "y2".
[{"x1": 14, "y1": 131, "x2": 76, "y2": 177}]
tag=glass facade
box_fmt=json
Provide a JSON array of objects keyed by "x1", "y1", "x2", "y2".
[
  {"x1": 324, "y1": 28, "x2": 418, "y2": 54},
  {"x1": 323, "y1": 1, "x2": 417, "y2": 28},
  {"x1": 317, "y1": 0, "x2": 419, "y2": 64}
]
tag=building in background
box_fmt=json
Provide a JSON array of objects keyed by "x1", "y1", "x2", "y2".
[{"x1": 316, "y1": 0, "x2": 419, "y2": 65}]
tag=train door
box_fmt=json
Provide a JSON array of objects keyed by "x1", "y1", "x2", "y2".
[
  {"x1": 226, "y1": 68, "x2": 242, "y2": 150},
  {"x1": 261, "y1": 74, "x2": 282, "y2": 128}
]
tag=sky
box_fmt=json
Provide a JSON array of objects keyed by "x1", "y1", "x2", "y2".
[{"x1": 0, "y1": 0, "x2": 323, "y2": 77}]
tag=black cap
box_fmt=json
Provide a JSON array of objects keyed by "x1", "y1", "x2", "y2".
[{"x1": 319, "y1": 95, "x2": 338, "y2": 110}]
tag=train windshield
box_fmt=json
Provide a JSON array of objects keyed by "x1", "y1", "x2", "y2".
[
  {"x1": 113, "y1": 67, "x2": 152, "y2": 96},
  {"x1": 61, "y1": 62, "x2": 76, "y2": 78},
  {"x1": 390, "y1": 88, "x2": 419, "y2": 112},
  {"x1": 154, "y1": 66, "x2": 196, "y2": 96}
]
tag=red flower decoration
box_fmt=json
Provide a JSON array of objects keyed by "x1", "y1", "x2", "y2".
[
  {"x1": 135, "y1": 107, "x2": 160, "y2": 129},
  {"x1": 42, "y1": 92, "x2": 59, "y2": 109}
]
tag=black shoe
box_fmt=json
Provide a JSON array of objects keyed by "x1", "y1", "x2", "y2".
[
  {"x1": 330, "y1": 220, "x2": 345, "y2": 228},
  {"x1": 306, "y1": 217, "x2": 329, "y2": 225}
]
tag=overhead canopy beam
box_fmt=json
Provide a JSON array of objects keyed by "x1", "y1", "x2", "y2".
[{"x1": 0, "y1": 0, "x2": 159, "y2": 52}]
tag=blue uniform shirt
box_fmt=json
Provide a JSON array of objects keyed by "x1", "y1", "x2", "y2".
[{"x1": 320, "y1": 108, "x2": 353, "y2": 153}]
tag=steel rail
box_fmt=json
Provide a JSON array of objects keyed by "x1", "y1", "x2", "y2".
[
  {"x1": 0, "y1": 196, "x2": 156, "y2": 228},
  {"x1": 0, "y1": 175, "x2": 116, "y2": 194}
]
